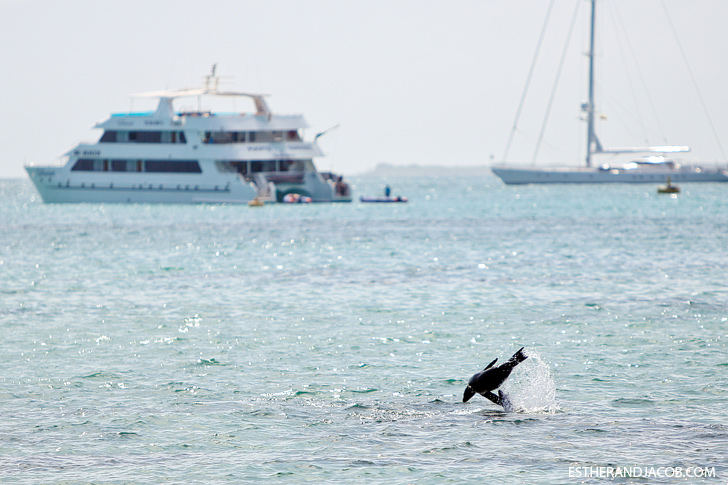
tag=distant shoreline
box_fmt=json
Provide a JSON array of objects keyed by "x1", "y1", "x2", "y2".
[{"x1": 358, "y1": 163, "x2": 493, "y2": 177}]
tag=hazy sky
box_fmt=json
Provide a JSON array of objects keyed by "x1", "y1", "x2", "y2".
[{"x1": 1, "y1": 0, "x2": 727, "y2": 178}]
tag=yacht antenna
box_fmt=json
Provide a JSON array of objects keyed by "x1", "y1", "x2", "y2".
[
  {"x1": 205, "y1": 63, "x2": 219, "y2": 92},
  {"x1": 315, "y1": 123, "x2": 341, "y2": 141}
]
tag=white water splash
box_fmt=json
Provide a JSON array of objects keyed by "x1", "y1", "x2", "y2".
[{"x1": 500, "y1": 348, "x2": 559, "y2": 413}]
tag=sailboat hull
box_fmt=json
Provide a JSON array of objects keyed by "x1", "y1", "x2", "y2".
[{"x1": 491, "y1": 166, "x2": 728, "y2": 185}]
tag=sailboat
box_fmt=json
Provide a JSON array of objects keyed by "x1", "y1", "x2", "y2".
[{"x1": 491, "y1": 0, "x2": 728, "y2": 185}]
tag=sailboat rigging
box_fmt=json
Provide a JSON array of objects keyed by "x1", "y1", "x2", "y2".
[{"x1": 492, "y1": 0, "x2": 728, "y2": 184}]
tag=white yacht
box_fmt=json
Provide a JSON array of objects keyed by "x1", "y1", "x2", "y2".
[
  {"x1": 25, "y1": 67, "x2": 352, "y2": 203},
  {"x1": 491, "y1": 0, "x2": 728, "y2": 185}
]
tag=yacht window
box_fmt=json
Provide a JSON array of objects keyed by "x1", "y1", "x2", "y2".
[
  {"x1": 204, "y1": 131, "x2": 251, "y2": 143},
  {"x1": 159, "y1": 131, "x2": 187, "y2": 144},
  {"x1": 133, "y1": 131, "x2": 162, "y2": 143},
  {"x1": 104, "y1": 130, "x2": 185, "y2": 144},
  {"x1": 212, "y1": 132, "x2": 234, "y2": 144},
  {"x1": 254, "y1": 131, "x2": 274, "y2": 143},
  {"x1": 219, "y1": 160, "x2": 249, "y2": 176},
  {"x1": 250, "y1": 161, "x2": 276, "y2": 173},
  {"x1": 111, "y1": 160, "x2": 129, "y2": 172},
  {"x1": 215, "y1": 161, "x2": 237, "y2": 173},
  {"x1": 145, "y1": 160, "x2": 202, "y2": 173},
  {"x1": 200, "y1": 131, "x2": 301, "y2": 144},
  {"x1": 71, "y1": 159, "x2": 94, "y2": 171},
  {"x1": 100, "y1": 131, "x2": 117, "y2": 143}
]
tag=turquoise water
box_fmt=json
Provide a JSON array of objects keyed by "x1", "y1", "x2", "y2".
[{"x1": 1, "y1": 176, "x2": 727, "y2": 483}]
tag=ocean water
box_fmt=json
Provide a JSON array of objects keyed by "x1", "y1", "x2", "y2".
[{"x1": 1, "y1": 175, "x2": 727, "y2": 484}]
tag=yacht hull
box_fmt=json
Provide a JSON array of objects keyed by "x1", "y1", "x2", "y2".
[{"x1": 25, "y1": 166, "x2": 352, "y2": 204}]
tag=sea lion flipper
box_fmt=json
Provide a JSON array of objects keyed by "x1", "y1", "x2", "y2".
[
  {"x1": 509, "y1": 347, "x2": 528, "y2": 365},
  {"x1": 483, "y1": 358, "x2": 498, "y2": 371},
  {"x1": 482, "y1": 390, "x2": 502, "y2": 406}
]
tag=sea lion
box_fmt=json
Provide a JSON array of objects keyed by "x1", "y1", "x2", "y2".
[{"x1": 463, "y1": 347, "x2": 528, "y2": 404}]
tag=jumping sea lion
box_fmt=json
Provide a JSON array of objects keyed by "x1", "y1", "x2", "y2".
[{"x1": 463, "y1": 347, "x2": 528, "y2": 405}]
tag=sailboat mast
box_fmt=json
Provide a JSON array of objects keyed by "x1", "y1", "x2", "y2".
[{"x1": 586, "y1": 0, "x2": 597, "y2": 167}]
